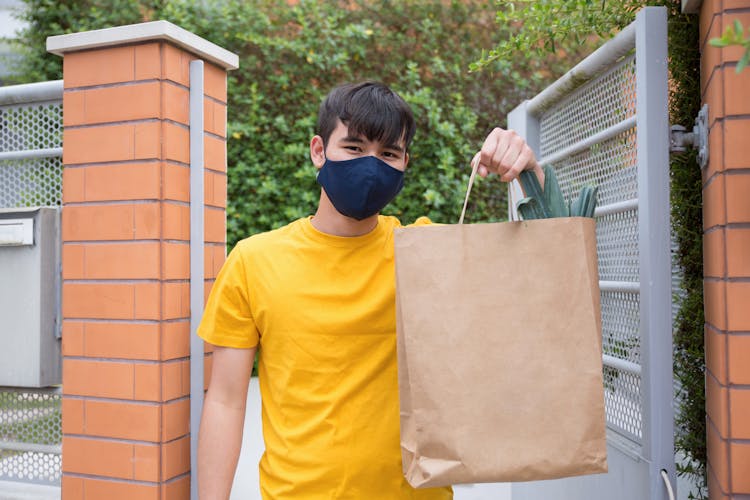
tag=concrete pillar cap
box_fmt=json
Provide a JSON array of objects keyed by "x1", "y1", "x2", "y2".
[{"x1": 47, "y1": 20, "x2": 239, "y2": 70}]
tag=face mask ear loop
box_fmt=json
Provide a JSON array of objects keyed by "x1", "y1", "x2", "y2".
[{"x1": 458, "y1": 157, "x2": 480, "y2": 225}]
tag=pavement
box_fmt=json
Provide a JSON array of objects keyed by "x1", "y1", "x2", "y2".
[{"x1": 231, "y1": 378, "x2": 512, "y2": 500}]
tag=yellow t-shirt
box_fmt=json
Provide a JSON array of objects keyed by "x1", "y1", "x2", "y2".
[{"x1": 198, "y1": 215, "x2": 452, "y2": 500}]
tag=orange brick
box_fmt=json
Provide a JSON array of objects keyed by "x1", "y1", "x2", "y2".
[
  {"x1": 703, "y1": 174, "x2": 726, "y2": 230},
  {"x1": 135, "y1": 121, "x2": 161, "y2": 160},
  {"x1": 134, "y1": 363, "x2": 161, "y2": 401},
  {"x1": 63, "y1": 91, "x2": 86, "y2": 127},
  {"x1": 62, "y1": 244, "x2": 86, "y2": 280},
  {"x1": 162, "y1": 321, "x2": 190, "y2": 360},
  {"x1": 61, "y1": 397, "x2": 84, "y2": 435},
  {"x1": 205, "y1": 170, "x2": 227, "y2": 208},
  {"x1": 701, "y1": 12, "x2": 721, "y2": 93},
  {"x1": 706, "y1": 324, "x2": 728, "y2": 384},
  {"x1": 726, "y1": 281, "x2": 750, "y2": 330},
  {"x1": 63, "y1": 359, "x2": 134, "y2": 399},
  {"x1": 135, "y1": 43, "x2": 161, "y2": 81},
  {"x1": 74, "y1": 82, "x2": 161, "y2": 125},
  {"x1": 84, "y1": 477, "x2": 159, "y2": 500},
  {"x1": 162, "y1": 435, "x2": 190, "y2": 480},
  {"x1": 204, "y1": 98, "x2": 227, "y2": 137},
  {"x1": 62, "y1": 167, "x2": 85, "y2": 203},
  {"x1": 134, "y1": 282, "x2": 161, "y2": 320},
  {"x1": 704, "y1": 228, "x2": 726, "y2": 278},
  {"x1": 62, "y1": 204, "x2": 135, "y2": 241},
  {"x1": 205, "y1": 207, "x2": 225, "y2": 243},
  {"x1": 84, "y1": 322, "x2": 160, "y2": 361},
  {"x1": 61, "y1": 321, "x2": 84, "y2": 356},
  {"x1": 62, "y1": 436, "x2": 133, "y2": 479},
  {"x1": 204, "y1": 134, "x2": 226, "y2": 173},
  {"x1": 704, "y1": 68, "x2": 724, "y2": 125},
  {"x1": 64, "y1": 47, "x2": 134, "y2": 88},
  {"x1": 62, "y1": 476, "x2": 84, "y2": 500},
  {"x1": 134, "y1": 202, "x2": 161, "y2": 240},
  {"x1": 84, "y1": 400, "x2": 160, "y2": 441},
  {"x1": 708, "y1": 465, "x2": 729, "y2": 499},
  {"x1": 163, "y1": 44, "x2": 190, "y2": 87},
  {"x1": 164, "y1": 82, "x2": 189, "y2": 126},
  {"x1": 82, "y1": 163, "x2": 161, "y2": 202},
  {"x1": 133, "y1": 443, "x2": 161, "y2": 482},
  {"x1": 726, "y1": 228, "x2": 750, "y2": 277},
  {"x1": 707, "y1": 422, "x2": 730, "y2": 493},
  {"x1": 706, "y1": 372, "x2": 729, "y2": 438},
  {"x1": 163, "y1": 163, "x2": 190, "y2": 202},
  {"x1": 81, "y1": 242, "x2": 160, "y2": 279},
  {"x1": 164, "y1": 122, "x2": 190, "y2": 165},
  {"x1": 163, "y1": 241, "x2": 190, "y2": 280},
  {"x1": 699, "y1": 0, "x2": 721, "y2": 49},
  {"x1": 728, "y1": 334, "x2": 750, "y2": 385},
  {"x1": 163, "y1": 202, "x2": 190, "y2": 240},
  {"x1": 162, "y1": 398, "x2": 190, "y2": 442},
  {"x1": 729, "y1": 388, "x2": 750, "y2": 439},
  {"x1": 705, "y1": 122, "x2": 724, "y2": 180},
  {"x1": 162, "y1": 474, "x2": 190, "y2": 500},
  {"x1": 725, "y1": 67, "x2": 750, "y2": 116},
  {"x1": 204, "y1": 62, "x2": 227, "y2": 103},
  {"x1": 163, "y1": 282, "x2": 190, "y2": 320},
  {"x1": 64, "y1": 124, "x2": 135, "y2": 165},
  {"x1": 704, "y1": 279, "x2": 727, "y2": 331},
  {"x1": 725, "y1": 119, "x2": 750, "y2": 169},
  {"x1": 726, "y1": 172, "x2": 750, "y2": 223},
  {"x1": 63, "y1": 282, "x2": 134, "y2": 320},
  {"x1": 162, "y1": 360, "x2": 187, "y2": 400},
  {"x1": 204, "y1": 280, "x2": 216, "y2": 307},
  {"x1": 730, "y1": 441, "x2": 750, "y2": 493}
]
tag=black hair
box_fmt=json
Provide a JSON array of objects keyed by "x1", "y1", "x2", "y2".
[{"x1": 317, "y1": 81, "x2": 416, "y2": 152}]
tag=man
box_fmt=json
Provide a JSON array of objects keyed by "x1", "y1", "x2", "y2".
[{"x1": 197, "y1": 81, "x2": 543, "y2": 499}]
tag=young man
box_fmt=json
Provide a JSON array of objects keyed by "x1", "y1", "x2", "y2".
[{"x1": 197, "y1": 81, "x2": 543, "y2": 499}]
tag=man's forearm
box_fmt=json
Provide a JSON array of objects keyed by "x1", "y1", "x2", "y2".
[{"x1": 198, "y1": 398, "x2": 246, "y2": 500}]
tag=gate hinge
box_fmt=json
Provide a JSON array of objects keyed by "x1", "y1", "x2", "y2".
[{"x1": 669, "y1": 104, "x2": 709, "y2": 169}]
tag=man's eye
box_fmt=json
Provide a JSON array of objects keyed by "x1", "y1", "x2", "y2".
[{"x1": 345, "y1": 146, "x2": 360, "y2": 152}]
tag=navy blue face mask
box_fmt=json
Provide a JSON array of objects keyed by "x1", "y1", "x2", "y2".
[{"x1": 317, "y1": 155, "x2": 405, "y2": 220}]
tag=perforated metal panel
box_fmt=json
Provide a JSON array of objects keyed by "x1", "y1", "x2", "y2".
[
  {"x1": 0, "y1": 388, "x2": 62, "y2": 484},
  {"x1": 0, "y1": 81, "x2": 63, "y2": 486},
  {"x1": 0, "y1": 100, "x2": 63, "y2": 208}
]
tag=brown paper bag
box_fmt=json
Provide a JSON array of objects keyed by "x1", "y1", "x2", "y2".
[{"x1": 394, "y1": 216, "x2": 607, "y2": 488}]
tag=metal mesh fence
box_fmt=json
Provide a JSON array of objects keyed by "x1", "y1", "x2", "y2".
[
  {"x1": 0, "y1": 82, "x2": 63, "y2": 485},
  {"x1": 0, "y1": 388, "x2": 62, "y2": 484},
  {"x1": 0, "y1": 100, "x2": 63, "y2": 209},
  {"x1": 538, "y1": 54, "x2": 644, "y2": 443}
]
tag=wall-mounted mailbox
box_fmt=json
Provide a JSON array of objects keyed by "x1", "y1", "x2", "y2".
[{"x1": 0, "y1": 207, "x2": 61, "y2": 387}]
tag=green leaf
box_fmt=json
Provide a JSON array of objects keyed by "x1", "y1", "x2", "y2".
[{"x1": 737, "y1": 49, "x2": 750, "y2": 73}]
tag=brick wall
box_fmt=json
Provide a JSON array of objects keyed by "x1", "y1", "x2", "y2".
[
  {"x1": 700, "y1": 0, "x2": 750, "y2": 498},
  {"x1": 52, "y1": 28, "x2": 234, "y2": 498}
]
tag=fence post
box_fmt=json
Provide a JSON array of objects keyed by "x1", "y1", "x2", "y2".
[{"x1": 47, "y1": 21, "x2": 237, "y2": 498}]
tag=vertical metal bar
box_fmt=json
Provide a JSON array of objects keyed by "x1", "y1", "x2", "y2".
[
  {"x1": 507, "y1": 101, "x2": 540, "y2": 221},
  {"x1": 635, "y1": 7, "x2": 674, "y2": 500},
  {"x1": 189, "y1": 59, "x2": 205, "y2": 500}
]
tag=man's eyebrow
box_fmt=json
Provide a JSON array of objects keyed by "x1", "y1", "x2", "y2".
[{"x1": 339, "y1": 135, "x2": 405, "y2": 152}]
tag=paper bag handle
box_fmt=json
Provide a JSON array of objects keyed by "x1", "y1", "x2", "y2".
[{"x1": 458, "y1": 157, "x2": 480, "y2": 225}]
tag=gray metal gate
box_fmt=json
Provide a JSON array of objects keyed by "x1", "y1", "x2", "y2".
[
  {"x1": 507, "y1": 7, "x2": 675, "y2": 500},
  {"x1": 0, "y1": 79, "x2": 63, "y2": 485}
]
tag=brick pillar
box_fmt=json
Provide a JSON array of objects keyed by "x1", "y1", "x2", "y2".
[
  {"x1": 48, "y1": 22, "x2": 237, "y2": 498},
  {"x1": 700, "y1": 1, "x2": 750, "y2": 498}
]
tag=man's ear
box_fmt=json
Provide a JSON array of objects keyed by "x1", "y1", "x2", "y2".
[
  {"x1": 310, "y1": 135, "x2": 326, "y2": 169},
  {"x1": 403, "y1": 152, "x2": 409, "y2": 170}
]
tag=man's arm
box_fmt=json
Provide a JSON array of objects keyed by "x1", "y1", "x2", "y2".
[{"x1": 198, "y1": 345, "x2": 256, "y2": 500}]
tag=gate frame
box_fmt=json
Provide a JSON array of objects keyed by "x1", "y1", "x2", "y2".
[{"x1": 508, "y1": 7, "x2": 675, "y2": 499}]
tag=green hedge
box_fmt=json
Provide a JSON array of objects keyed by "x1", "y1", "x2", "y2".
[{"x1": 8, "y1": 0, "x2": 575, "y2": 247}]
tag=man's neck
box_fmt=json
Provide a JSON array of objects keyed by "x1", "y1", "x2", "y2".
[{"x1": 311, "y1": 190, "x2": 379, "y2": 237}]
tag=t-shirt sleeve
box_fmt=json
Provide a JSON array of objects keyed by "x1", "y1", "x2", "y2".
[
  {"x1": 197, "y1": 242, "x2": 260, "y2": 349},
  {"x1": 409, "y1": 216, "x2": 433, "y2": 227}
]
